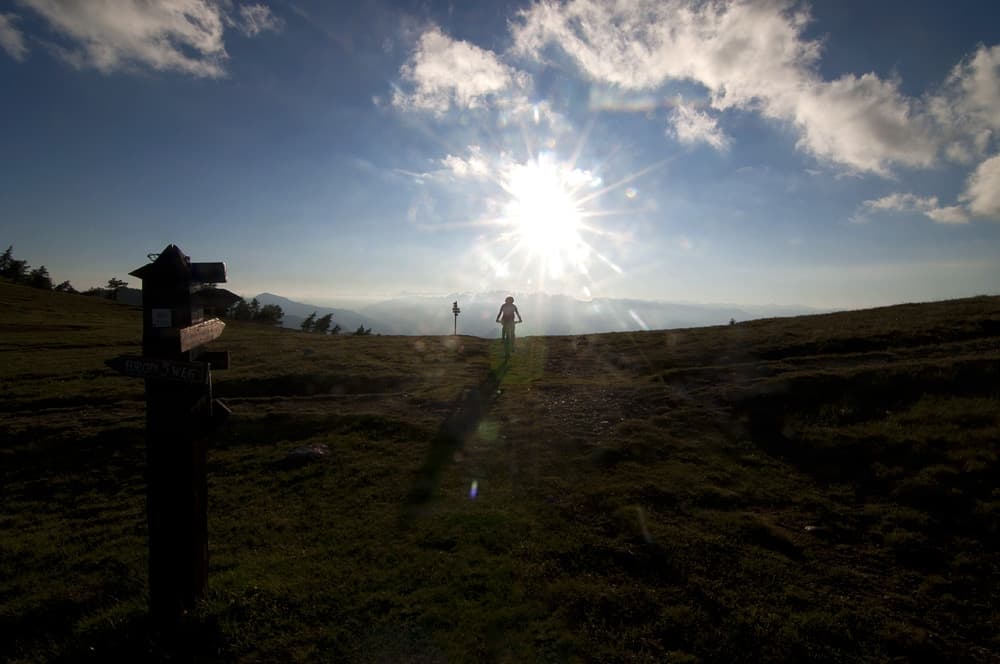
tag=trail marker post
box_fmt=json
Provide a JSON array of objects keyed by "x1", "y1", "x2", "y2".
[
  {"x1": 452, "y1": 300, "x2": 461, "y2": 335},
  {"x1": 106, "y1": 244, "x2": 238, "y2": 625}
]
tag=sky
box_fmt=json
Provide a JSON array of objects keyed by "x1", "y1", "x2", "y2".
[{"x1": 1, "y1": 0, "x2": 999, "y2": 310}]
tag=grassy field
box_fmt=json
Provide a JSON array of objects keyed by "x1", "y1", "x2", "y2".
[{"x1": 2, "y1": 280, "x2": 998, "y2": 662}]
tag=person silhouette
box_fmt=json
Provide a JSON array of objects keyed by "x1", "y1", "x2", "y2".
[{"x1": 496, "y1": 296, "x2": 522, "y2": 354}]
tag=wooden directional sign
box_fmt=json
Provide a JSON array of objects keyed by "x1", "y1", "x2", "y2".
[
  {"x1": 179, "y1": 318, "x2": 225, "y2": 353},
  {"x1": 192, "y1": 287, "x2": 242, "y2": 311},
  {"x1": 190, "y1": 262, "x2": 227, "y2": 284},
  {"x1": 106, "y1": 355, "x2": 208, "y2": 384},
  {"x1": 145, "y1": 317, "x2": 227, "y2": 354}
]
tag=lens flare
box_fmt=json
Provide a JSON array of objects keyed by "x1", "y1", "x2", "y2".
[
  {"x1": 417, "y1": 110, "x2": 672, "y2": 299},
  {"x1": 496, "y1": 153, "x2": 605, "y2": 285}
]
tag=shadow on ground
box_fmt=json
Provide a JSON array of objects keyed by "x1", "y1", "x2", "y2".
[{"x1": 403, "y1": 361, "x2": 509, "y2": 514}]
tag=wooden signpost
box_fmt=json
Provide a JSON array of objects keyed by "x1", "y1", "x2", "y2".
[{"x1": 106, "y1": 244, "x2": 239, "y2": 626}]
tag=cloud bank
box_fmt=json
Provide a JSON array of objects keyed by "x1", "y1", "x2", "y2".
[
  {"x1": 509, "y1": 0, "x2": 941, "y2": 176},
  {"x1": 386, "y1": 0, "x2": 1000, "y2": 222}
]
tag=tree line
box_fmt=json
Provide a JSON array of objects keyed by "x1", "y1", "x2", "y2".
[
  {"x1": 3, "y1": 244, "x2": 374, "y2": 334},
  {"x1": 299, "y1": 311, "x2": 372, "y2": 335},
  {"x1": 2, "y1": 245, "x2": 161, "y2": 299},
  {"x1": 225, "y1": 297, "x2": 284, "y2": 325},
  {"x1": 1, "y1": 245, "x2": 282, "y2": 324},
  {"x1": 1, "y1": 245, "x2": 67, "y2": 291}
]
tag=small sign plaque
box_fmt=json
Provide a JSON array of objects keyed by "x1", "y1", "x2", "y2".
[
  {"x1": 106, "y1": 355, "x2": 208, "y2": 383},
  {"x1": 152, "y1": 308, "x2": 172, "y2": 328}
]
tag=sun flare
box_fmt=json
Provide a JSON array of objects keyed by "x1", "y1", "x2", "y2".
[{"x1": 502, "y1": 156, "x2": 592, "y2": 278}]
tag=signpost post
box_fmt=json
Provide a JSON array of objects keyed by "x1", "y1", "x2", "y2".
[
  {"x1": 106, "y1": 244, "x2": 238, "y2": 626},
  {"x1": 452, "y1": 300, "x2": 461, "y2": 335}
]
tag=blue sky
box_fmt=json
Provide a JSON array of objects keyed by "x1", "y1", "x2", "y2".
[{"x1": 1, "y1": 0, "x2": 998, "y2": 309}]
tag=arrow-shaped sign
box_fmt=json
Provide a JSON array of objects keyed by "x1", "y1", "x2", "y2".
[
  {"x1": 144, "y1": 317, "x2": 226, "y2": 353},
  {"x1": 179, "y1": 318, "x2": 226, "y2": 353}
]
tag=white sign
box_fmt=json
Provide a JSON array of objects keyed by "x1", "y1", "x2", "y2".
[{"x1": 151, "y1": 308, "x2": 172, "y2": 328}]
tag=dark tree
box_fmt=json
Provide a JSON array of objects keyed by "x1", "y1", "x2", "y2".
[
  {"x1": 314, "y1": 313, "x2": 333, "y2": 334},
  {"x1": 0, "y1": 246, "x2": 29, "y2": 282},
  {"x1": 255, "y1": 304, "x2": 283, "y2": 325},
  {"x1": 353, "y1": 325, "x2": 372, "y2": 336},
  {"x1": 0, "y1": 246, "x2": 12, "y2": 273},
  {"x1": 106, "y1": 277, "x2": 128, "y2": 299},
  {"x1": 228, "y1": 298, "x2": 252, "y2": 320},
  {"x1": 301, "y1": 311, "x2": 317, "y2": 332},
  {"x1": 5, "y1": 259, "x2": 29, "y2": 282},
  {"x1": 54, "y1": 280, "x2": 76, "y2": 293},
  {"x1": 249, "y1": 298, "x2": 260, "y2": 318},
  {"x1": 28, "y1": 265, "x2": 53, "y2": 289},
  {"x1": 330, "y1": 323, "x2": 341, "y2": 335}
]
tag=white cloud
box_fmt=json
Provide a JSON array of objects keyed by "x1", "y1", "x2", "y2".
[
  {"x1": 16, "y1": 0, "x2": 280, "y2": 77},
  {"x1": 926, "y1": 206, "x2": 971, "y2": 224},
  {"x1": 392, "y1": 27, "x2": 528, "y2": 115},
  {"x1": 20, "y1": 0, "x2": 227, "y2": 76},
  {"x1": 234, "y1": 3, "x2": 283, "y2": 37},
  {"x1": 0, "y1": 13, "x2": 28, "y2": 61},
  {"x1": 511, "y1": 0, "x2": 939, "y2": 175},
  {"x1": 858, "y1": 153, "x2": 1000, "y2": 224},
  {"x1": 959, "y1": 154, "x2": 1000, "y2": 220},
  {"x1": 851, "y1": 192, "x2": 969, "y2": 223},
  {"x1": 863, "y1": 192, "x2": 940, "y2": 213},
  {"x1": 668, "y1": 98, "x2": 728, "y2": 150},
  {"x1": 855, "y1": 192, "x2": 968, "y2": 225},
  {"x1": 441, "y1": 145, "x2": 491, "y2": 179},
  {"x1": 952, "y1": 46, "x2": 1000, "y2": 124},
  {"x1": 932, "y1": 45, "x2": 1000, "y2": 163},
  {"x1": 792, "y1": 73, "x2": 937, "y2": 174}
]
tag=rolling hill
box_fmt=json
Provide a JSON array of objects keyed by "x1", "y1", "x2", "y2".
[{"x1": 2, "y1": 279, "x2": 998, "y2": 662}]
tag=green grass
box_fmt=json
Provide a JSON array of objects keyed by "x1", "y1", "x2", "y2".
[{"x1": 2, "y1": 280, "x2": 998, "y2": 662}]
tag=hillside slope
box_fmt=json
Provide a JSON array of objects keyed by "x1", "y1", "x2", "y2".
[{"x1": 2, "y1": 280, "x2": 998, "y2": 662}]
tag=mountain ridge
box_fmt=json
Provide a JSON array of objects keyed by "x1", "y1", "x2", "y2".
[
  {"x1": 255, "y1": 290, "x2": 829, "y2": 336},
  {"x1": 252, "y1": 292, "x2": 380, "y2": 333}
]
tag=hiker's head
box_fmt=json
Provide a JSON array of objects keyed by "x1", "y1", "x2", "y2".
[{"x1": 505, "y1": 296, "x2": 514, "y2": 303}]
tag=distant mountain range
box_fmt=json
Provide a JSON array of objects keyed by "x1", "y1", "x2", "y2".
[
  {"x1": 252, "y1": 292, "x2": 380, "y2": 333},
  {"x1": 253, "y1": 291, "x2": 826, "y2": 337}
]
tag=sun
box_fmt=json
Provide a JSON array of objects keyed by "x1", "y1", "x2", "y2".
[{"x1": 501, "y1": 156, "x2": 591, "y2": 278}]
